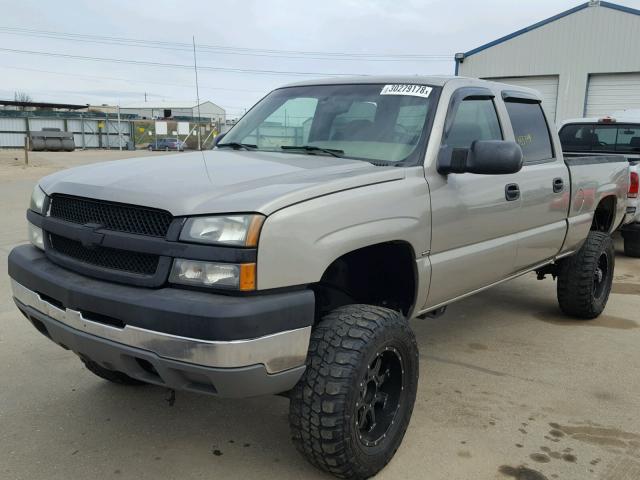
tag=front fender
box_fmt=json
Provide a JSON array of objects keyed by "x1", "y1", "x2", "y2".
[{"x1": 256, "y1": 168, "x2": 431, "y2": 291}]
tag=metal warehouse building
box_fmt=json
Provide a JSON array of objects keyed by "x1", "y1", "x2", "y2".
[
  {"x1": 118, "y1": 101, "x2": 225, "y2": 123},
  {"x1": 455, "y1": 0, "x2": 640, "y2": 124}
]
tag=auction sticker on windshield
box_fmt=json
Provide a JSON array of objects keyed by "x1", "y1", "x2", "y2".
[{"x1": 380, "y1": 84, "x2": 432, "y2": 98}]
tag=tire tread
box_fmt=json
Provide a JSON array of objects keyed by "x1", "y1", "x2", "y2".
[
  {"x1": 557, "y1": 231, "x2": 614, "y2": 319},
  {"x1": 289, "y1": 304, "x2": 417, "y2": 479}
]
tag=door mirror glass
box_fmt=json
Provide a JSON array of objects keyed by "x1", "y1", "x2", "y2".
[{"x1": 437, "y1": 140, "x2": 524, "y2": 175}]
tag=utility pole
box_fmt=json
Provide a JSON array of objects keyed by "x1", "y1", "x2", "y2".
[
  {"x1": 192, "y1": 35, "x2": 203, "y2": 151},
  {"x1": 117, "y1": 104, "x2": 123, "y2": 151}
]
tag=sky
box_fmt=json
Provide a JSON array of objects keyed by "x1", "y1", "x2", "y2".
[{"x1": 0, "y1": 0, "x2": 638, "y2": 119}]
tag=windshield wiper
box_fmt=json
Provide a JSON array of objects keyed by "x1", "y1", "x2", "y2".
[
  {"x1": 216, "y1": 142, "x2": 257, "y2": 150},
  {"x1": 281, "y1": 145, "x2": 344, "y2": 158}
]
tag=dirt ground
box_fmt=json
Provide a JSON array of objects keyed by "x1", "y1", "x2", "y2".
[{"x1": 0, "y1": 149, "x2": 639, "y2": 480}]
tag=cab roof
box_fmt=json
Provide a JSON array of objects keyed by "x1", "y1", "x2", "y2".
[
  {"x1": 281, "y1": 75, "x2": 500, "y2": 89},
  {"x1": 280, "y1": 75, "x2": 543, "y2": 100}
]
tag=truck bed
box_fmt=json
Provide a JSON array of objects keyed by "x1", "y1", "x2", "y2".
[{"x1": 561, "y1": 154, "x2": 629, "y2": 254}]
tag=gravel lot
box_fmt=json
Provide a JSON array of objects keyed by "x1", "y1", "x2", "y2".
[{"x1": 1, "y1": 150, "x2": 639, "y2": 480}]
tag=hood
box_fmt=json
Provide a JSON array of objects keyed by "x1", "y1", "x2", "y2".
[{"x1": 40, "y1": 150, "x2": 405, "y2": 216}]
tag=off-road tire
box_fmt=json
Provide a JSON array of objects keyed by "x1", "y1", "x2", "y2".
[
  {"x1": 82, "y1": 359, "x2": 147, "y2": 386},
  {"x1": 623, "y1": 233, "x2": 640, "y2": 258},
  {"x1": 557, "y1": 231, "x2": 614, "y2": 319},
  {"x1": 289, "y1": 305, "x2": 418, "y2": 479}
]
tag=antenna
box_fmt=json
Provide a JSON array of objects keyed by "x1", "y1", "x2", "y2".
[{"x1": 192, "y1": 36, "x2": 202, "y2": 151}]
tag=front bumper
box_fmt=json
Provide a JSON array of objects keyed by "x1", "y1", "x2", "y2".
[{"x1": 8, "y1": 245, "x2": 315, "y2": 397}]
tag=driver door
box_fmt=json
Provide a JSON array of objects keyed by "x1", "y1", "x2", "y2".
[{"x1": 425, "y1": 89, "x2": 522, "y2": 307}]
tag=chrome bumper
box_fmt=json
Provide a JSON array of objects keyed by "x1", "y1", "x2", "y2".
[{"x1": 11, "y1": 280, "x2": 311, "y2": 374}]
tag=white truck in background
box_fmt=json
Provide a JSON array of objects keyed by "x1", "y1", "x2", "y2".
[{"x1": 559, "y1": 111, "x2": 640, "y2": 256}]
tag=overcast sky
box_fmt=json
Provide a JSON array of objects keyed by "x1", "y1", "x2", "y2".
[{"x1": 1, "y1": 0, "x2": 638, "y2": 118}]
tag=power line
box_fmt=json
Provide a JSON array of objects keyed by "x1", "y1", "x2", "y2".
[
  {"x1": 0, "y1": 84, "x2": 252, "y2": 112},
  {"x1": 0, "y1": 47, "x2": 363, "y2": 76},
  {"x1": 0, "y1": 65, "x2": 269, "y2": 94},
  {"x1": 0, "y1": 26, "x2": 453, "y2": 62}
]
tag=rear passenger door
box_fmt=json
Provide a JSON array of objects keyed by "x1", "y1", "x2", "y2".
[
  {"x1": 427, "y1": 88, "x2": 522, "y2": 307},
  {"x1": 503, "y1": 92, "x2": 570, "y2": 270}
]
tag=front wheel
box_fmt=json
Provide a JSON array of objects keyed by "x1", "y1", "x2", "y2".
[
  {"x1": 289, "y1": 305, "x2": 418, "y2": 479},
  {"x1": 557, "y1": 231, "x2": 614, "y2": 319}
]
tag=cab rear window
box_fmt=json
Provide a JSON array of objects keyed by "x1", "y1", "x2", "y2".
[{"x1": 559, "y1": 124, "x2": 640, "y2": 153}]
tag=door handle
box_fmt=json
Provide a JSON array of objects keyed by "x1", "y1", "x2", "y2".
[
  {"x1": 505, "y1": 183, "x2": 520, "y2": 201},
  {"x1": 553, "y1": 177, "x2": 564, "y2": 193}
]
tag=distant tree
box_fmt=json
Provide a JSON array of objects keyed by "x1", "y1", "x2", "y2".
[{"x1": 14, "y1": 91, "x2": 33, "y2": 110}]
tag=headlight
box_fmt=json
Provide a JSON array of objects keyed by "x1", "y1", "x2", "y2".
[
  {"x1": 30, "y1": 185, "x2": 47, "y2": 215},
  {"x1": 180, "y1": 214, "x2": 264, "y2": 246},
  {"x1": 28, "y1": 222, "x2": 44, "y2": 250},
  {"x1": 169, "y1": 259, "x2": 256, "y2": 290}
]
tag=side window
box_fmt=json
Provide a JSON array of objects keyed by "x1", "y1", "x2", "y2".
[
  {"x1": 559, "y1": 124, "x2": 640, "y2": 153},
  {"x1": 505, "y1": 101, "x2": 553, "y2": 163},
  {"x1": 615, "y1": 125, "x2": 640, "y2": 153},
  {"x1": 444, "y1": 98, "x2": 502, "y2": 148},
  {"x1": 591, "y1": 126, "x2": 617, "y2": 150}
]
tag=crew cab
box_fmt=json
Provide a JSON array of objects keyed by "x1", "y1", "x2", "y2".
[
  {"x1": 8, "y1": 76, "x2": 629, "y2": 479},
  {"x1": 559, "y1": 111, "x2": 640, "y2": 256}
]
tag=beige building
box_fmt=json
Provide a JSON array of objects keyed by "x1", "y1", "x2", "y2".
[
  {"x1": 100, "y1": 101, "x2": 226, "y2": 123},
  {"x1": 455, "y1": 1, "x2": 640, "y2": 124}
]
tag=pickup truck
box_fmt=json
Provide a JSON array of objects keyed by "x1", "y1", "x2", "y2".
[
  {"x1": 8, "y1": 76, "x2": 629, "y2": 479},
  {"x1": 559, "y1": 112, "x2": 640, "y2": 256}
]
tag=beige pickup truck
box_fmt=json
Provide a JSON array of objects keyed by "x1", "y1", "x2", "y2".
[{"x1": 8, "y1": 76, "x2": 629, "y2": 479}]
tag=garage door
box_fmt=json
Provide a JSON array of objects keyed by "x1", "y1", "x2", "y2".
[
  {"x1": 585, "y1": 72, "x2": 640, "y2": 117},
  {"x1": 485, "y1": 75, "x2": 559, "y2": 123}
]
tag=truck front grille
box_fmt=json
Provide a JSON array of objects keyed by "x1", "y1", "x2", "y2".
[
  {"x1": 50, "y1": 194, "x2": 173, "y2": 238},
  {"x1": 49, "y1": 234, "x2": 159, "y2": 276}
]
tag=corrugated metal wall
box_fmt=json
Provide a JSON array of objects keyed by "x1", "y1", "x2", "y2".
[
  {"x1": 0, "y1": 118, "x2": 26, "y2": 147},
  {"x1": 458, "y1": 4, "x2": 640, "y2": 122},
  {"x1": 0, "y1": 114, "x2": 132, "y2": 149},
  {"x1": 485, "y1": 75, "x2": 559, "y2": 122}
]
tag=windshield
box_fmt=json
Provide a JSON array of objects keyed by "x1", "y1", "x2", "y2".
[
  {"x1": 559, "y1": 123, "x2": 640, "y2": 154},
  {"x1": 221, "y1": 83, "x2": 439, "y2": 165}
]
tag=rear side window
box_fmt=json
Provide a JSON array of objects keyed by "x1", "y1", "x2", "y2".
[
  {"x1": 444, "y1": 98, "x2": 502, "y2": 149},
  {"x1": 559, "y1": 124, "x2": 640, "y2": 153},
  {"x1": 505, "y1": 101, "x2": 554, "y2": 163}
]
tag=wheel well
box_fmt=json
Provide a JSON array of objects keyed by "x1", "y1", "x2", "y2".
[
  {"x1": 311, "y1": 242, "x2": 417, "y2": 321},
  {"x1": 591, "y1": 196, "x2": 616, "y2": 232}
]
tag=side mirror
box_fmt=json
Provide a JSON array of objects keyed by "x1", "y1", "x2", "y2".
[
  {"x1": 213, "y1": 132, "x2": 226, "y2": 146},
  {"x1": 437, "y1": 140, "x2": 524, "y2": 175}
]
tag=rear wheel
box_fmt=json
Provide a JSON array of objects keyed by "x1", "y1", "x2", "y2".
[
  {"x1": 289, "y1": 304, "x2": 418, "y2": 479},
  {"x1": 557, "y1": 231, "x2": 614, "y2": 319},
  {"x1": 82, "y1": 359, "x2": 147, "y2": 386},
  {"x1": 623, "y1": 227, "x2": 640, "y2": 257}
]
